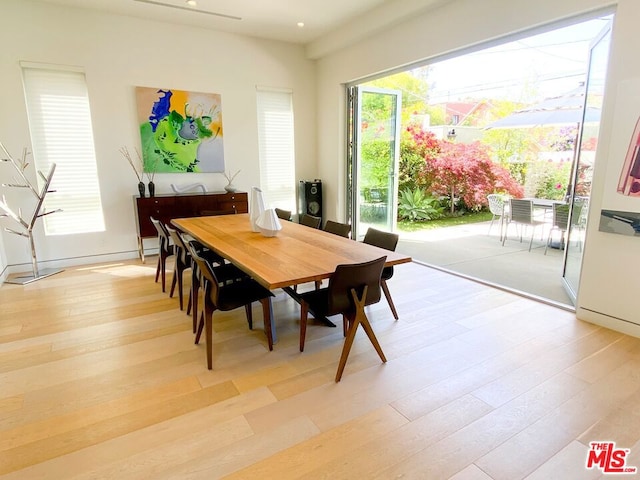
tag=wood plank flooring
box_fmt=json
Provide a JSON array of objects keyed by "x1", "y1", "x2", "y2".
[{"x1": 1, "y1": 258, "x2": 640, "y2": 479}]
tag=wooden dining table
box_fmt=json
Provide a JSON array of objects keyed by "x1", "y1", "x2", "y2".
[{"x1": 172, "y1": 213, "x2": 412, "y2": 340}]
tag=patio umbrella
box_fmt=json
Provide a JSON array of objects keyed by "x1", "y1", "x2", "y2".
[{"x1": 485, "y1": 87, "x2": 601, "y2": 129}]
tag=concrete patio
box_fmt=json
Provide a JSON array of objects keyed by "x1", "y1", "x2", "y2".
[{"x1": 396, "y1": 220, "x2": 573, "y2": 307}]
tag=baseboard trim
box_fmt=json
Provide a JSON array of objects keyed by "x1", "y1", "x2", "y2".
[
  {"x1": 577, "y1": 307, "x2": 640, "y2": 339},
  {"x1": 2, "y1": 248, "x2": 159, "y2": 278}
]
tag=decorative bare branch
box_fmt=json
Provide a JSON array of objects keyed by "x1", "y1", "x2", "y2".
[
  {"x1": 119, "y1": 146, "x2": 143, "y2": 182},
  {"x1": 221, "y1": 169, "x2": 241, "y2": 184},
  {"x1": 145, "y1": 154, "x2": 159, "y2": 183}
]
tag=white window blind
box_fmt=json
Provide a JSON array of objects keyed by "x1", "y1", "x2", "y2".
[
  {"x1": 256, "y1": 88, "x2": 296, "y2": 211},
  {"x1": 21, "y1": 65, "x2": 105, "y2": 235}
]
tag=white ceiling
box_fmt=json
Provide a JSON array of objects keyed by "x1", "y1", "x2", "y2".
[{"x1": 32, "y1": 0, "x2": 453, "y2": 58}]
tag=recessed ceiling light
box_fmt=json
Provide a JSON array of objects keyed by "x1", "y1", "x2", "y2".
[
  {"x1": 297, "y1": 22, "x2": 305, "y2": 28},
  {"x1": 186, "y1": 0, "x2": 197, "y2": 6}
]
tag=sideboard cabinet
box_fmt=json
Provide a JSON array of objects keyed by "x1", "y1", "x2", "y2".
[{"x1": 133, "y1": 191, "x2": 248, "y2": 261}]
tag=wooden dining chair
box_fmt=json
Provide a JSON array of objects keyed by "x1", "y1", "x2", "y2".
[
  {"x1": 150, "y1": 216, "x2": 174, "y2": 293},
  {"x1": 275, "y1": 208, "x2": 292, "y2": 221},
  {"x1": 300, "y1": 213, "x2": 322, "y2": 229},
  {"x1": 191, "y1": 249, "x2": 274, "y2": 370},
  {"x1": 166, "y1": 225, "x2": 192, "y2": 310},
  {"x1": 310, "y1": 219, "x2": 353, "y2": 290},
  {"x1": 323, "y1": 220, "x2": 351, "y2": 238},
  {"x1": 363, "y1": 227, "x2": 400, "y2": 320},
  {"x1": 298, "y1": 256, "x2": 387, "y2": 382},
  {"x1": 183, "y1": 238, "x2": 247, "y2": 334}
]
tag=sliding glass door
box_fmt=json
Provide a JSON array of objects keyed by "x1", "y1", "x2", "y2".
[{"x1": 563, "y1": 21, "x2": 612, "y2": 302}]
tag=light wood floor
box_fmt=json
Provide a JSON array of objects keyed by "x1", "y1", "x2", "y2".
[{"x1": 1, "y1": 258, "x2": 639, "y2": 479}]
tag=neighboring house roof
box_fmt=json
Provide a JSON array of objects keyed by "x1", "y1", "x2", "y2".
[{"x1": 432, "y1": 100, "x2": 493, "y2": 127}]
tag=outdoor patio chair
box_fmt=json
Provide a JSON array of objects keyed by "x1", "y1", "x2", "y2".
[
  {"x1": 487, "y1": 194, "x2": 508, "y2": 240},
  {"x1": 544, "y1": 201, "x2": 584, "y2": 255},
  {"x1": 575, "y1": 196, "x2": 589, "y2": 252},
  {"x1": 502, "y1": 198, "x2": 546, "y2": 252}
]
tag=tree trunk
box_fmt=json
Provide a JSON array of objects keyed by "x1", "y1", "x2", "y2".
[{"x1": 450, "y1": 185, "x2": 456, "y2": 214}]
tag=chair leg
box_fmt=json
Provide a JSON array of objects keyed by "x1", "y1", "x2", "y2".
[
  {"x1": 195, "y1": 311, "x2": 204, "y2": 344},
  {"x1": 528, "y1": 229, "x2": 535, "y2": 252},
  {"x1": 488, "y1": 215, "x2": 495, "y2": 235},
  {"x1": 335, "y1": 286, "x2": 387, "y2": 382},
  {"x1": 544, "y1": 229, "x2": 552, "y2": 255},
  {"x1": 175, "y1": 260, "x2": 184, "y2": 311},
  {"x1": 381, "y1": 279, "x2": 398, "y2": 320},
  {"x1": 169, "y1": 265, "x2": 177, "y2": 298},
  {"x1": 160, "y1": 250, "x2": 169, "y2": 293},
  {"x1": 336, "y1": 311, "x2": 359, "y2": 382},
  {"x1": 359, "y1": 311, "x2": 387, "y2": 364},
  {"x1": 245, "y1": 303, "x2": 253, "y2": 330},
  {"x1": 260, "y1": 297, "x2": 274, "y2": 351},
  {"x1": 176, "y1": 265, "x2": 185, "y2": 310},
  {"x1": 160, "y1": 251, "x2": 168, "y2": 292},
  {"x1": 187, "y1": 287, "x2": 192, "y2": 315},
  {"x1": 155, "y1": 256, "x2": 161, "y2": 283},
  {"x1": 205, "y1": 308, "x2": 213, "y2": 370},
  {"x1": 190, "y1": 275, "x2": 199, "y2": 332},
  {"x1": 300, "y1": 300, "x2": 309, "y2": 352}
]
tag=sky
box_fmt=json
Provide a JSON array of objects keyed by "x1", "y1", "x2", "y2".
[{"x1": 424, "y1": 14, "x2": 613, "y2": 105}]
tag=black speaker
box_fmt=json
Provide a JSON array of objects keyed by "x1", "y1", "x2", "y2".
[{"x1": 299, "y1": 180, "x2": 322, "y2": 220}]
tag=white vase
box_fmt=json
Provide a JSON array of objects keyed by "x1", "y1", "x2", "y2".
[
  {"x1": 256, "y1": 209, "x2": 283, "y2": 237},
  {"x1": 249, "y1": 186, "x2": 265, "y2": 232}
]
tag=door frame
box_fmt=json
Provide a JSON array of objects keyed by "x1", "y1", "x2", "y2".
[
  {"x1": 561, "y1": 20, "x2": 612, "y2": 303},
  {"x1": 346, "y1": 84, "x2": 402, "y2": 239}
]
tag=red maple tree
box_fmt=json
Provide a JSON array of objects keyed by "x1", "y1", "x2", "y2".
[{"x1": 424, "y1": 141, "x2": 523, "y2": 213}]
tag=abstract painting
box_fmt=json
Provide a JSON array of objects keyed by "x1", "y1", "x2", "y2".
[{"x1": 135, "y1": 86, "x2": 224, "y2": 173}]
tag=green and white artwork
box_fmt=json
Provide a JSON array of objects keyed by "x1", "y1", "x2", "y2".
[{"x1": 136, "y1": 86, "x2": 224, "y2": 173}]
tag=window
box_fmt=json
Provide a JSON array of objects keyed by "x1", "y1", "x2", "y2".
[
  {"x1": 21, "y1": 63, "x2": 105, "y2": 235},
  {"x1": 256, "y1": 87, "x2": 296, "y2": 211}
]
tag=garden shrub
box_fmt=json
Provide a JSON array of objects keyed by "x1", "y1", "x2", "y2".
[{"x1": 397, "y1": 187, "x2": 444, "y2": 221}]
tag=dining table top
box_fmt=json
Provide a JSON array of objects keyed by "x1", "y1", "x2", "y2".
[
  {"x1": 172, "y1": 213, "x2": 412, "y2": 290},
  {"x1": 522, "y1": 197, "x2": 566, "y2": 208}
]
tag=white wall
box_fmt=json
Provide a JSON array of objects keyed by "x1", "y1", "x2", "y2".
[
  {"x1": 316, "y1": 0, "x2": 640, "y2": 333},
  {"x1": 0, "y1": 0, "x2": 316, "y2": 271}
]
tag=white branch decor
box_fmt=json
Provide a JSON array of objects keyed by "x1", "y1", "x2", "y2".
[
  {"x1": 220, "y1": 169, "x2": 241, "y2": 192},
  {"x1": 0, "y1": 141, "x2": 62, "y2": 284}
]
